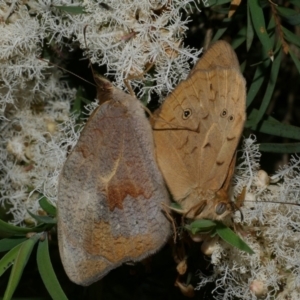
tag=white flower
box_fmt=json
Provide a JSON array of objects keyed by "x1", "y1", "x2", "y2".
[
  {"x1": 0, "y1": 0, "x2": 200, "y2": 224},
  {"x1": 197, "y1": 137, "x2": 300, "y2": 299}
]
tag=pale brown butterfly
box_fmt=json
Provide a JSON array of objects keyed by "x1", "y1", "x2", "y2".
[
  {"x1": 57, "y1": 75, "x2": 171, "y2": 286},
  {"x1": 151, "y1": 40, "x2": 246, "y2": 221}
]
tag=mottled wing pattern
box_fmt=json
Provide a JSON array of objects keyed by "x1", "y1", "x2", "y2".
[
  {"x1": 58, "y1": 86, "x2": 170, "y2": 286},
  {"x1": 152, "y1": 41, "x2": 246, "y2": 219}
]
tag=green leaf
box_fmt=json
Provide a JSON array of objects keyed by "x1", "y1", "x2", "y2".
[
  {"x1": 231, "y1": 26, "x2": 246, "y2": 49},
  {"x1": 248, "y1": 0, "x2": 273, "y2": 58},
  {"x1": 259, "y1": 143, "x2": 300, "y2": 153},
  {"x1": 240, "y1": 59, "x2": 247, "y2": 73},
  {"x1": 215, "y1": 222, "x2": 254, "y2": 254},
  {"x1": 54, "y1": 5, "x2": 85, "y2": 15},
  {"x1": 289, "y1": 48, "x2": 300, "y2": 74},
  {"x1": 276, "y1": 6, "x2": 300, "y2": 26},
  {"x1": 201, "y1": 0, "x2": 231, "y2": 7},
  {"x1": 246, "y1": 1, "x2": 254, "y2": 51},
  {"x1": 289, "y1": 0, "x2": 300, "y2": 8},
  {"x1": 246, "y1": 109, "x2": 300, "y2": 140},
  {"x1": 27, "y1": 210, "x2": 57, "y2": 225},
  {"x1": 170, "y1": 202, "x2": 184, "y2": 214},
  {"x1": 37, "y1": 235, "x2": 68, "y2": 300},
  {"x1": 282, "y1": 27, "x2": 300, "y2": 48},
  {"x1": 3, "y1": 234, "x2": 40, "y2": 300},
  {"x1": 70, "y1": 87, "x2": 92, "y2": 118},
  {"x1": 0, "y1": 243, "x2": 23, "y2": 276},
  {"x1": 248, "y1": 48, "x2": 282, "y2": 128},
  {"x1": 211, "y1": 5, "x2": 230, "y2": 14},
  {"x1": 185, "y1": 219, "x2": 216, "y2": 235},
  {"x1": 39, "y1": 197, "x2": 56, "y2": 216},
  {"x1": 212, "y1": 18, "x2": 231, "y2": 42},
  {"x1": 0, "y1": 219, "x2": 48, "y2": 235},
  {"x1": 0, "y1": 237, "x2": 27, "y2": 252},
  {"x1": 246, "y1": 59, "x2": 271, "y2": 108}
]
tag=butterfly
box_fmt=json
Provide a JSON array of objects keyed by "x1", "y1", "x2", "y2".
[{"x1": 151, "y1": 40, "x2": 246, "y2": 221}]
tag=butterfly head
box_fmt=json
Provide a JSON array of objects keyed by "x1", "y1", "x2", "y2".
[{"x1": 184, "y1": 189, "x2": 233, "y2": 221}]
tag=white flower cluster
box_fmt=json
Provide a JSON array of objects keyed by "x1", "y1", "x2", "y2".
[
  {"x1": 0, "y1": 0, "x2": 199, "y2": 224},
  {"x1": 75, "y1": 0, "x2": 201, "y2": 98},
  {"x1": 197, "y1": 135, "x2": 300, "y2": 300}
]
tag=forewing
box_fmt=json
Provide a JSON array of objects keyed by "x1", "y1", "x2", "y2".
[
  {"x1": 190, "y1": 40, "x2": 240, "y2": 72},
  {"x1": 152, "y1": 41, "x2": 246, "y2": 206},
  {"x1": 58, "y1": 93, "x2": 170, "y2": 286},
  {"x1": 192, "y1": 67, "x2": 246, "y2": 190}
]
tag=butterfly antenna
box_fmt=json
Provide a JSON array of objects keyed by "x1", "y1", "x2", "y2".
[
  {"x1": 245, "y1": 200, "x2": 300, "y2": 206},
  {"x1": 83, "y1": 24, "x2": 98, "y2": 82},
  {"x1": 37, "y1": 57, "x2": 96, "y2": 87}
]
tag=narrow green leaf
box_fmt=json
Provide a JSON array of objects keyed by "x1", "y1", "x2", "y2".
[
  {"x1": 170, "y1": 202, "x2": 184, "y2": 214},
  {"x1": 248, "y1": 0, "x2": 273, "y2": 58},
  {"x1": 0, "y1": 243, "x2": 23, "y2": 276},
  {"x1": 212, "y1": 18, "x2": 231, "y2": 42},
  {"x1": 250, "y1": 49, "x2": 282, "y2": 128},
  {"x1": 215, "y1": 0, "x2": 231, "y2": 4},
  {"x1": 71, "y1": 87, "x2": 84, "y2": 116},
  {"x1": 185, "y1": 219, "x2": 216, "y2": 235},
  {"x1": 201, "y1": 0, "x2": 231, "y2": 7},
  {"x1": 289, "y1": 0, "x2": 300, "y2": 8},
  {"x1": 289, "y1": 48, "x2": 300, "y2": 74},
  {"x1": 246, "y1": 59, "x2": 270, "y2": 107},
  {"x1": 246, "y1": 109, "x2": 300, "y2": 140},
  {"x1": 71, "y1": 88, "x2": 93, "y2": 118},
  {"x1": 246, "y1": 24, "x2": 279, "y2": 111},
  {"x1": 282, "y1": 27, "x2": 300, "y2": 48},
  {"x1": 259, "y1": 143, "x2": 300, "y2": 153},
  {"x1": 246, "y1": 1, "x2": 254, "y2": 51},
  {"x1": 0, "y1": 219, "x2": 46, "y2": 235},
  {"x1": 211, "y1": 5, "x2": 230, "y2": 14},
  {"x1": 54, "y1": 5, "x2": 85, "y2": 15},
  {"x1": 240, "y1": 60, "x2": 247, "y2": 73},
  {"x1": 170, "y1": 202, "x2": 182, "y2": 210},
  {"x1": 39, "y1": 197, "x2": 56, "y2": 216},
  {"x1": 276, "y1": 6, "x2": 300, "y2": 26},
  {"x1": 3, "y1": 234, "x2": 40, "y2": 300},
  {"x1": 231, "y1": 26, "x2": 246, "y2": 49},
  {"x1": 0, "y1": 237, "x2": 27, "y2": 252},
  {"x1": 27, "y1": 210, "x2": 56, "y2": 225},
  {"x1": 267, "y1": 13, "x2": 276, "y2": 45},
  {"x1": 37, "y1": 236, "x2": 68, "y2": 300},
  {"x1": 215, "y1": 222, "x2": 254, "y2": 254}
]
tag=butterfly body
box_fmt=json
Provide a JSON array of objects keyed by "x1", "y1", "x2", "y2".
[
  {"x1": 152, "y1": 41, "x2": 246, "y2": 220},
  {"x1": 57, "y1": 77, "x2": 171, "y2": 286}
]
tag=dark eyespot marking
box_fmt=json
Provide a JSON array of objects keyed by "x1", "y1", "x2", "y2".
[
  {"x1": 228, "y1": 115, "x2": 234, "y2": 121},
  {"x1": 220, "y1": 109, "x2": 227, "y2": 118},
  {"x1": 182, "y1": 108, "x2": 192, "y2": 120}
]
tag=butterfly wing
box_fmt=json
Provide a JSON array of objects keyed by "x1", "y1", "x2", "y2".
[
  {"x1": 58, "y1": 85, "x2": 170, "y2": 286},
  {"x1": 190, "y1": 40, "x2": 241, "y2": 71},
  {"x1": 152, "y1": 41, "x2": 246, "y2": 219}
]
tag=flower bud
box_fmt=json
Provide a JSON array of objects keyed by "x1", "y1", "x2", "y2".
[
  {"x1": 256, "y1": 170, "x2": 270, "y2": 188},
  {"x1": 201, "y1": 237, "x2": 218, "y2": 256},
  {"x1": 249, "y1": 280, "x2": 267, "y2": 297}
]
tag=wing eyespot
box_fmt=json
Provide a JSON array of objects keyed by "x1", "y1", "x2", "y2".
[
  {"x1": 182, "y1": 108, "x2": 192, "y2": 120},
  {"x1": 220, "y1": 109, "x2": 227, "y2": 118},
  {"x1": 228, "y1": 115, "x2": 235, "y2": 121}
]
